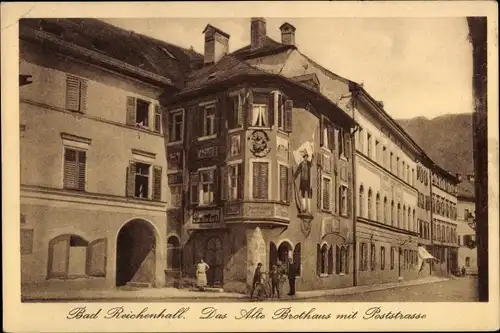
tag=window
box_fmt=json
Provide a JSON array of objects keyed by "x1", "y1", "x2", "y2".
[
  {"x1": 383, "y1": 196, "x2": 388, "y2": 223},
  {"x1": 396, "y1": 157, "x2": 400, "y2": 176},
  {"x1": 358, "y1": 128, "x2": 364, "y2": 153},
  {"x1": 199, "y1": 169, "x2": 215, "y2": 205},
  {"x1": 136, "y1": 98, "x2": 150, "y2": 127},
  {"x1": 65, "y1": 74, "x2": 87, "y2": 113},
  {"x1": 360, "y1": 243, "x2": 368, "y2": 271},
  {"x1": 134, "y1": 162, "x2": 150, "y2": 199},
  {"x1": 170, "y1": 184, "x2": 182, "y2": 207},
  {"x1": 202, "y1": 105, "x2": 217, "y2": 137},
  {"x1": 338, "y1": 128, "x2": 346, "y2": 157},
  {"x1": 319, "y1": 243, "x2": 328, "y2": 275},
  {"x1": 367, "y1": 189, "x2": 373, "y2": 220},
  {"x1": 228, "y1": 95, "x2": 243, "y2": 129},
  {"x1": 390, "y1": 152, "x2": 393, "y2": 172},
  {"x1": 252, "y1": 162, "x2": 269, "y2": 200},
  {"x1": 358, "y1": 185, "x2": 365, "y2": 217},
  {"x1": 339, "y1": 186, "x2": 348, "y2": 216},
  {"x1": 228, "y1": 164, "x2": 242, "y2": 201},
  {"x1": 412, "y1": 169, "x2": 415, "y2": 186},
  {"x1": 168, "y1": 110, "x2": 184, "y2": 142},
  {"x1": 391, "y1": 200, "x2": 395, "y2": 225},
  {"x1": 465, "y1": 257, "x2": 470, "y2": 267},
  {"x1": 279, "y1": 164, "x2": 289, "y2": 203},
  {"x1": 322, "y1": 176, "x2": 332, "y2": 211},
  {"x1": 167, "y1": 236, "x2": 181, "y2": 270},
  {"x1": 277, "y1": 94, "x2": 285, "y2": 130},
  {"x1": 382, "y1": 146, "x2": 387, "y2": 167},
  {"x1": 390, "y1": 247, "x2": 395, "y2": 269},
  {"x1": 251, "y1": 93, "x2": 270, "y2": 127},
  {"x1": 375, "y1": 140, "x2": 380, "y2": 162},
  {"x1": 367, "y1": 133, "x2": 372, "y2": 158},
  {"x1": 380, "y1": 247, "x2": 386, "y2": 270},
  {"x1": 402, "y1": 161, "x2": 406, "y2": 179},
  {"x1": 407, "y1": 165, "x2": 410, "y2": 183},
  {"x1": 403, "y1": 206, "x2": 407, "y2": 230},
  {"x1": 376, "y1": 192, "x2": 381, "y2": 221},
  {"x1": 370, "y1": 244, "x2": 376, "y2": 271},
  {"x1": 413, "y1": 209, "x2": 416, "y2": 232},
  {"x1": 337, "y1": 245, "x2": 348, "y2": 274},
  {"x1": 21, "y1": 229, "x2": 34, "y2": 255},
  {"x1": 397, "y1": 203, "x2": 401, "y2": 228},
  {"x1": 63, "y1": 148, "x2": 86, "y2": 191}
]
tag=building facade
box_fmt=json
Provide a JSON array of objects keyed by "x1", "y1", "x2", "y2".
[
  {"x1": 430, "y1": 167, "x2": 459, "y2": 276},
  {"x1": 456, "y1": 173, "x2": 478, "y2": 275},
  {"x1": 19, "y1": 18, "x2": 201, "y2": 292},
  {"x1": 414, "y1": 159, "x2": 433, "y2": 277}
]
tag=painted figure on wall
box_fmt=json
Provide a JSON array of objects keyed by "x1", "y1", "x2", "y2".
[{"x1": 293, "y1": 148, "x2": 314, "y2": 213}]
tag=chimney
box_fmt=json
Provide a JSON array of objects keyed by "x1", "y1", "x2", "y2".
[
  {"x1": 467, "y1": 173, "x2": 475, "y2": 183},
  {"x1": 456, "y1": 173, "x2": 463, "y2": 182},
  {"x1": 251, "y1": 17, "x2": 267, "y2": 50},
  {"x1": 202, "y1": 24, "x2": 230, "y2": 64},
  {"x1": 377, "y1": 101, "x2": 384, "y2": 109},
  {"x1": 279, "y1": 22, "x2": 296, "y2": 46}
]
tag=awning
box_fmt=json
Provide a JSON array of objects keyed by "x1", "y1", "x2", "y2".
[{"x1": 418, "y1": 246, "x2": 437, "y2": 260}]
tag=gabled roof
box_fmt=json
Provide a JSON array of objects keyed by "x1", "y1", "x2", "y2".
[
  {"x1": 457, "y1": 181, "x2": 475, "y2": 200},
  {"x1": 20, "y1": 18, "x2": 203, "y2": 88},
  {"x1": 231, "y1": 36, "x2": 295, "y2": 59}
]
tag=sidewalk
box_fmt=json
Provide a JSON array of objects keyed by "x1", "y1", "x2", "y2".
[{"x1": 22, "y1": 275, "x2": 449, "y2": 301}]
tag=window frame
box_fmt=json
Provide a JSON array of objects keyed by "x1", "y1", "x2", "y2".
[
  {"x1": 278, "y1": 161, "x2": 289, "y2": 204},
  {"x1": 134, "y1": 161, "x2": 152, "y2": 199},
  {"x1": 250, "y1": 159, "x2": 272, "y2": 200},
  {"x1": 169, "y1": 184, "x2": 183, "y2": 208},
  {"x1": 339, "y1": 185, "x2": 348, "y2": 217},
  {"x1": 62, "y1": 146, "x2": 87, "y2": 191},
  {"x1": 199, "y1": 102, "x2": 218, "y2": 140},
  {"x1": 168, "y1": 109, "x2": 185, "y2": 144},
  {"x1": 227, "y1": 161, "x2": 243, "y2": 202},
  {"x1": 321, "y1": 174, "x2": 333, "y2": 212},
  {"x1": 198, "y1": 166, "x2": 217, "y2": 206}
]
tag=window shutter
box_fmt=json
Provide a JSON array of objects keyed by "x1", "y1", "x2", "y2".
[
  {"x1": 252, "y1": 163, "x2": 259, "y2": 199},
  {"x1": 316, "y1": 244, "x2": 321, "y2": 275},
  {"x1": 335, "y1": 245, "x2": 340, "y2": 274},
  {"x1": 260, "y1": 163, "x2": 269, "y2": 199},
  {"x1": 63, "y1": 149, "x2": 77, "y2": 189},
  {"x1": 284, "y1": 100, "x2": 293, "y2": 132},
  {"x1": 327, "y1": 126, "x2": 334, "y2": 151},
  {"x1": 237, "y1": 164, "x2": 244, "y2": 200},
  {"x1": 237, "y1": 94, "x2": 243, "y2": 127},
  {"x1": 77, "y1": 151, "x2": 86, "y2": 190},
  {"x1": 245, "y1": 90, "x2": 254, "y2": 128},
  {"x1": 154, "y1": 105, "x2": 161, "y2": 132},
  {"x1": 328, "y1": 246, "x2": 334, "y2": 274},
  {"x1": 190, "y1": 172, "x2": 199, "y2": 204},
  {"x1": 347, "y1": 187, "x2": 352, "y2": 217},
  {"x1": 268, "y1": 92, "x2": 275, "y2": 127},
  {"x1": 279, "y1": 165, "x2": 287, "y2": 202},
  {"x1": 319, "y1": 117, "x2": 325, "y2": 147},
  {"x1": 48, "y1": 236, "x2": 70, "y2": 278},
  {"x1": 126, "y1": 161, "x2": 136, "y2": 197},
  {"x1": 317, "y1": 170, "x2": 322, "y2": 210},
  {"x1": 213, "y1": 167, "x2": 220, "y2": 203},
  {"x1": 153, "y1": 166, "x2": 162, "y2": 201},
  {"x1": 86, "y1": 238, "x2": 107, "y2": 277},
  {"x1": 227, "y1": 96, "x2": 235, "y2": 129},
  {"x1": 287, "y1": 166, "x2": 293, "y2": 204},
  {"x1": 79, "y1": 79, "x2": 88, "y2": 113},
  {"x1": 66, "y1": 75, "x2": 80, "y2": 111},
  {"x1": 221, "y1": 166, "x2": 228, "y2": 202},
  {"x1": 344, "y1": 131, "x2": 351, "y2": 158},
  {"x1": 126, "y1": 96, "x2": 137, "y2": 126}
]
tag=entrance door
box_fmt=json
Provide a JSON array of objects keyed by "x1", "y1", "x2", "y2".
[
  {"x1": 205, "y1": 237, "x2": 223, "y2": 286},
  {"x1": 116, "y1": 219, "x2": 156, "y2": 287}
]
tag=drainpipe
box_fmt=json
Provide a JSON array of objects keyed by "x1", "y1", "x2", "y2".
[{"x1": 349, "y1": 89, "x2": 360, "y2": 287}]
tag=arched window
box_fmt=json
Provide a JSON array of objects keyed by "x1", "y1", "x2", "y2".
[
  {"x1": 328, "y1": 246, "x2": 334, "y2": 275},
  {"x1": 359, "y1": 185, "x2": 365, "y2": 217},
  {"x1": 167, "y1": 236, "x2": 181, "y2": 270},
  {"x1": 293, "y1": 243, "x2": 302, "y2": 276},
  {"x1": 383, "y1": 196, "x2": 388, "y2": 223},
  {"x1": 408, "y1": 208, "x2": 412, "y2": 231},
  {"x1": 376, "y1": 192, "x2": 381, "y2": 221},
  {"x1": 437, "y1": 226, "x2": 441, "y2": 241},
  {"x1": 367, "y1": 188, "x2": 373, "y2": 220},
  {"x1": 320, "y1": 244, "x2": 328, "y2": 274},
  {"x1": 412, "y1": 209, "x2": 416, "y2": 232},
  {"x1": 338, "y1": 245, "x2": 348, "y2": 274},
  {"x1": 397, "y1": 203, "x2": 401, "y2": 228},
  {"x1": 370, "y1": 243, "x2": 376, "y2": 271},
  {"x1": 403, "y1": 205, "x2": 407, "y2": 230},
  {"x1": 391, "y1": 200, "x2": 395, "y2": 226}
]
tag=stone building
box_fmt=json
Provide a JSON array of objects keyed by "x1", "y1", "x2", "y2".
[
  {"x1": 456, "y1": 173, "x2": 478, "y2": 275},
  {"x1": 19, "y1": 18, "x2": 202, "y2": 292}
]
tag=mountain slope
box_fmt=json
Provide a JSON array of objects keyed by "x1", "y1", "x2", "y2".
[{"x1": 397, "y1": 113, "x2": 474, "y2": 175}]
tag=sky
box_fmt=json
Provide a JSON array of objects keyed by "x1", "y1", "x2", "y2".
[{"x1": 103, "y1": 17, "x2": 474, "y2": 120}]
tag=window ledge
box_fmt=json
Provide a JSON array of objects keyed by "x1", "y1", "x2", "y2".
[
  {"x1": 340, "y1": 213, "x2": 348, "y2": 218},
  {"x1": 167, "y1": 140, "x2": 183, "y2": 146},
  {"x1": 340, "y1": 155, "x2": 348, "y2": 161},
  {"x1": 339, "y1": 273, "x2": 346, "y2": 276},
  {"x1": 228, "y1": 127, "x2": 244, "y2": 134},
  {"x1": 319, "y1": 273, "x2": 329, "y2": 278},
  {"x1": 321, "y1": 146, "x2": 332, "y2": 153},
  {"x1": 198, "y1": 134, "x2": 217, "y2": 142},
  {"x1": 277, "y1": 128, "x2": 288, "y2": 135},
  {"x1": 248, "y1": 126, "x2": 272, "y2": 131}
]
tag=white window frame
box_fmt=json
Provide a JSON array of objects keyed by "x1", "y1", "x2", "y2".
[
  {"x1": 228, "y1": 91, "x2": 244, "y2": 133},
  {"x1": 276, "y1": 92, "x2": 286, "y2": 132},
  {"x1": 135, "y1": 98, "x2": 152, "y2": 129},
  {"x1": 198, "y1": 166, "x2": 217, "y2": 206},
  {"x1": 321, "y1": 174, "x2": 333, "y2": 212},
  {"x1": 199, "y1": 101, "x2": 218, "y2": 141},
  {"x1": 277, "y1": 161, "x2": 289, "y2": 203},
  {"x1": 168, "y1": 108, "x2": 184, "y2": 145},
  {"x1": 249, "y1": 159, "x2": 272, "y2": 200},
  {"x1": 227, "y1": 160, "x2": 243, "y2": 202},
  {"x1": 134, "y1": 161, "x2": 152, "y2": 199},
  {"x1": 251, "y1": 104, "x2": 269, "y2": 128}
]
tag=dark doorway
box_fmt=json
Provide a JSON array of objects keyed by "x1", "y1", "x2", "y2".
[
  {"x1": 269, "y1": 242, "x2": 278, "y2": 271},
  {"x1": 278, "y1": 242, "x2": 293, "y2": 270},
  {"x1": 116, "y1": 219, "x2": 156, "y2": 287},
  {"x1": 205, "y1": 237, "x2": 223, "y2": 286}
]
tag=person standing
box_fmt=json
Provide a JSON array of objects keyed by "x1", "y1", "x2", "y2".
[
  {"x1": 250, "y1": 263, "x2": 263, "y2": 298},
  {"x1": 287, "y1": 257, "x2": 298, "y2": 296},
  {"x1": 195, "y1": 258, "x2": 210, "y2": 291},
  {"x1": 277, "y1": 259, "x2": 287, "y2": 297},
  {"x1": 269, "y1": 265, "x2": 280, "y2": 298},
  {"x1": 293, "y1": 151, "x2": 314, "y2": 213}
]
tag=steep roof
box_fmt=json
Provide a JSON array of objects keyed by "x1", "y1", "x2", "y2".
[
  {"x1": 20, "y1": 18, "x2": 203, "y2": 88},
  {"x1": 457, "y1": 181, "x2": 475, "y2": 200},
  {"x1": 231, "y1": 36, "x2": 295, "y2": 59}
]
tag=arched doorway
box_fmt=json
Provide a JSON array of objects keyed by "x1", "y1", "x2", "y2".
[
  {"x1": 278, "y1": 241, "x2": 293, "y2": 268},
  {"x1": 116, "y1": 219, "x2": 156, "y2": 287},
  {"x1": 205, "y1": 237, "x2": 223, "y2": 286}
]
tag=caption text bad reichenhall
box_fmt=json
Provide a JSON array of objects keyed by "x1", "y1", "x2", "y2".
[{"x1": 66, "y1": 306, "x2": 427, "y2": 320}]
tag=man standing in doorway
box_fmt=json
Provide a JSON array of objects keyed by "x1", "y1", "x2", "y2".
[{"x1": 287, "y1": 257, "x2": 298, "y2": 296}]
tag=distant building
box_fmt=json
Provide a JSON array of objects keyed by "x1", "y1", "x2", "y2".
[{"x1": 456, "y1": 173, "x2": 478, "y2": 275}]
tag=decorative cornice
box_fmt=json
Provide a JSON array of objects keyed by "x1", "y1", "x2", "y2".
[
  {"x1": 60, "y1": 132, "x2": 92, "y2": 145},
  {"x1": 131, "y1": 148, "x2": 156, "y2": 159}
]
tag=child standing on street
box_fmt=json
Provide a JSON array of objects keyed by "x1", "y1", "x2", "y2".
[{"x1": 270, "y1": 264, "x2": 281, "y2": 298}]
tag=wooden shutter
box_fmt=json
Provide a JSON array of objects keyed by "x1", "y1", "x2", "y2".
[
  {"x1": 66, "y1": 75, "x2": 80, "y2": 111},
  {"x1": 245, "y1": 90, "x2": 254, "y2": 128},
  {"x1": 77, "y1": 151, "x2": 86, "y2": 190},
  {"x1": 126, "y1": 162, "x2": 136, "y2": 197},
  {"x1": 252, "y1": 162, "x2": 259, "y2": 199},
  {"x1": 316, "y1": 244, "x2": 321, "y2": 275},
  {"x1": 279, "y1": 165, "x2": 286, "y2": 202},
  {"x1": 86, "y1": 238, "x2": 107, "y2": 277},
  {"x1": 287, "y1": 166, "x2": 293, "y2": 204},
  {"x1": 344, "y1": 130, "x2": 351, "y2": 158},
  {"x1": 154, "y1": 105, "x2": 161, "y2": 132},
  {"x1": 48, "y1": 236, "x2": 70, "y2": 278},
  {"x1": 63, "y1": 148, "x2": 77, "y2": 189},
  {"x1": 260, "y1": 163, "x2": 269, "y2": 199},
  {"x1": 317, "y1": 170, "x2": 322, "y2": 209},
  {"x1": 284, "y1": 100, "x2": 293, "y2": 132},
  {"x1": 237, "y1": 94, "x2": 243, "y2": 127},
  {"x1": 153, "y1": 166, "x2": 162, "y2": 201},
  {"x1": 126, "y1": 96, "x2": 137, "y2": 126},
  {"x1": 190, "y1": 172, "x2": 199, "y2": 204},
  {"x1": 327, "y1": 126, "x2": 334, "y2": 151},
  {"x1": 79, "y1": 79, "x2": 88, "y2": 113},
  {"x1": 268, "y1": 93, "x2": 275, "y2": 127},
  {"x1": 328, "y1": 246, "x2": 334, "y2": 274},
  {"x1": 221, "y1": 166, "x2": 228, "y2": 201},
  {"x1": 335, "y1": 245, "x2": 340, "y2": 274},
  {"x1": 237, "y1": 164, "x2": 244, "y2": 200},
  {"x1": 319, "y1": 117, "x2": 325, "y2": 147},
  {"x1": 347, "y1": 187, "x2": 352, "y2": 217}
]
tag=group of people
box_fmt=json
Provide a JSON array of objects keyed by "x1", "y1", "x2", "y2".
[{"x1": 250, "y1": 257, "x2": 299, "y2": 299}]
